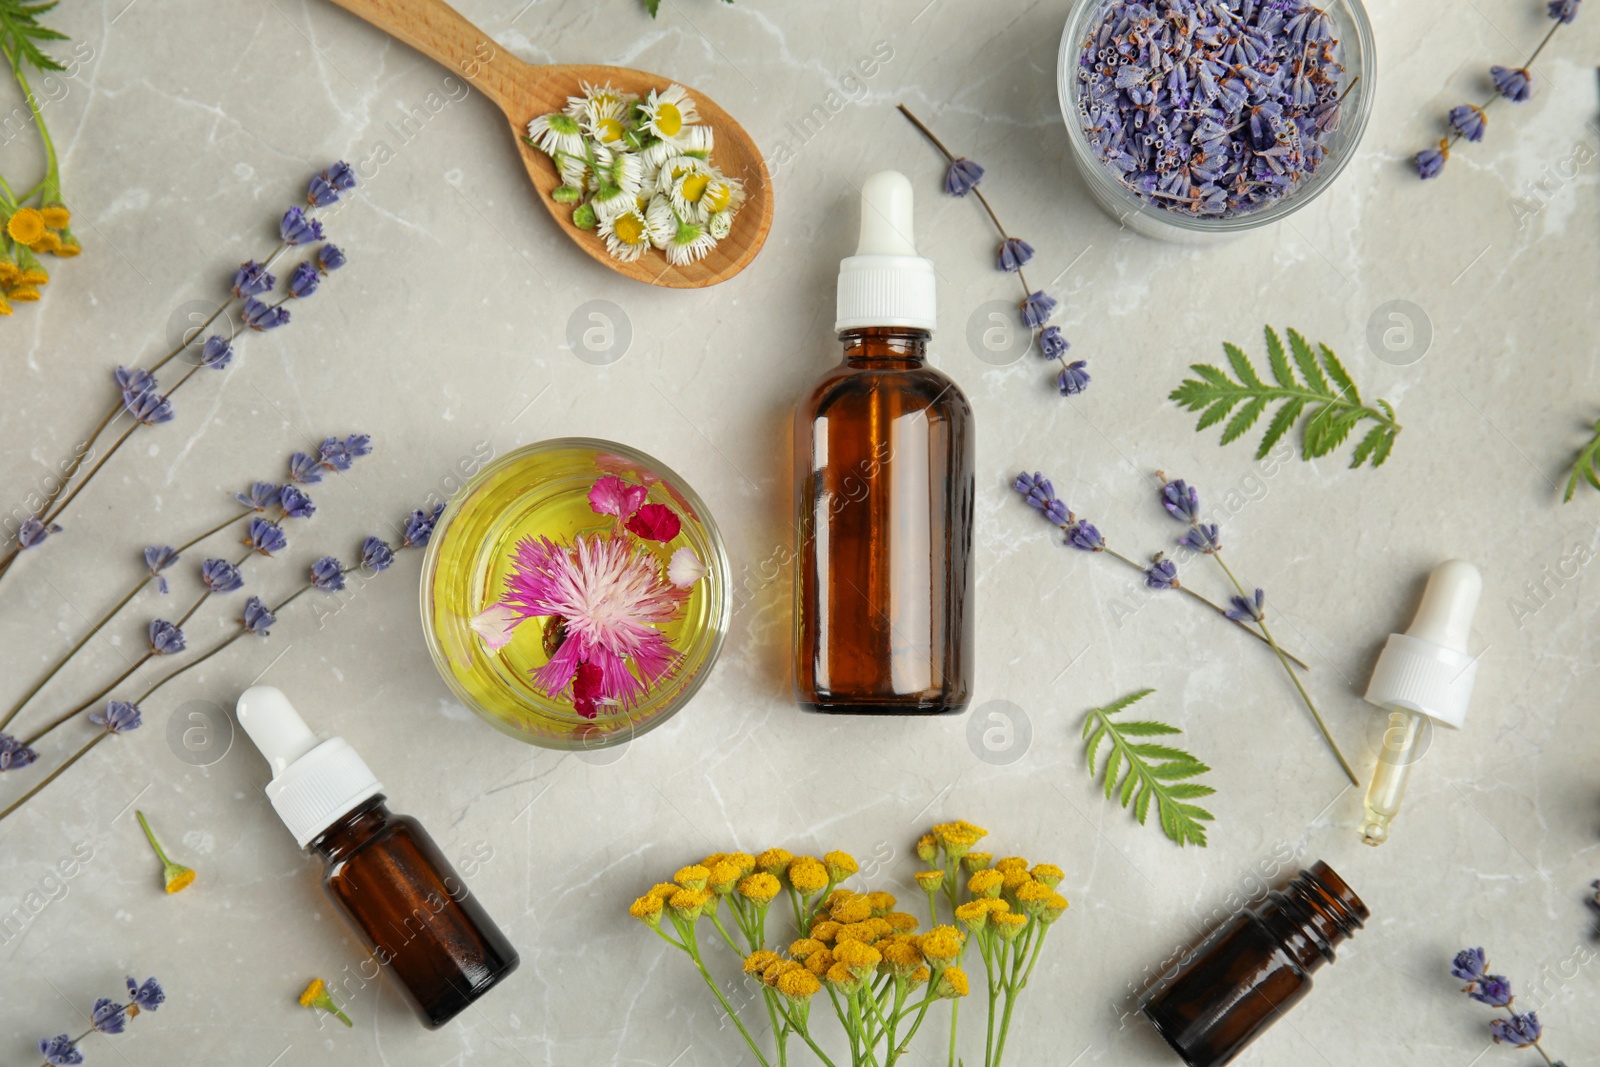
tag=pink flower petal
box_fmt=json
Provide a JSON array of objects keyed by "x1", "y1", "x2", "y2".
[
  {"x1": 468, "y1": 601, "x2": 522, "y2": 651},
  {"x1": 588, "y1": 475, "x2": 649, "y2": 520}
]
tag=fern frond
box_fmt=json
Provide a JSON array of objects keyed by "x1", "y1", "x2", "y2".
[
  {"x1": 1563, "y1": 415, "x2": 1600, "y2": 503},
  {"x1": 0, "y1": 0, "x2": 67, "y2": 73},
  {"x1": 1168, "y1": 326, "x2": 1401, "y2": 469},
  {"x1": 1081, "y1": 689, "x2": 1215, "y2": 847}
]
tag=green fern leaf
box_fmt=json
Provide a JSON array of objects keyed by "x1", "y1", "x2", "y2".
[
  {"x1": 1563, "y1": 416, "x2": 1600, "y2": 503},
  {"x1": 1080, "y1": 690, "x2": 1215, "y2": 848},
  {"x1": 0, "y1": 0, "x2": 68, "y2": 72},
  {"x1": 1170, "y1": 327, "x2": 1401, "y2": 469}
]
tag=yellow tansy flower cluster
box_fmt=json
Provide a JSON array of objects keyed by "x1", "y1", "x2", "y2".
[{"x1": 2, "y1": 205, "x2": 79, "y2": 317}]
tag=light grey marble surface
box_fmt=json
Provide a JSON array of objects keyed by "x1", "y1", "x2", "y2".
[{"x1": 2, "y1": 0, "x2": 1599, "y2": 1064}]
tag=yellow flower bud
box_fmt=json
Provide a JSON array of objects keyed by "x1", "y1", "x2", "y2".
[
  {"x1": 992, "y1": 912, "x2": 1027, "y2": 941},
  {"x1": 835, "y1": 921, "x2": 881, "y2": 945},
  {"x1": 954, "y1": 899, "x2": 991, "y2": 930},
  {"x1": 833, "y1": 939, "x2": 881, "y2": 977},
  {"x1": 763, "y1": 958, "x2": 802, "y2": 987},
  {"x1": 917, "y1": 925, "x2": 963, "y2": 962},
  {"x1": 961, "y1": 852, "x2": 993, "y2": 873},
  {"x1": 915, "y1": 834, "x2": 938, "y2": 863},
  {"x1": 884, "y1": 911, "x2": 920, "y2": 933},
  {"x1": 880, "y1": 940, "x2": 924, "y2": 977},
  {"x1": 674, "y1": 864, "x2": 711, "y2": 891},
  {"x1": 913, "y1": 870, "x2": 944, "y2": 894},
  {"x1": 866, "y1": 891, "x2": 897, "y2": 915},
  {"x1": 830, "y1": 894, "x2": 873, "y2": 925},
  {"x1": 629, "y1": 894, "x2": 664, "y2": 927},
  {"x1": 910, "y1": 964, "x2": 931, "y2": 985},
  {"x1": 788, "y1": 857, "x2": 829, "y2": 895},
  {"x1": 993, "y1": 856, "x2": 1029, "y2": 875},
  {"x1": 1042, "y1": 892, "x2": 1070, "y2": 925},
  {"x1": 777, "y1": 967, "x2": 821, "y2": 1001},
  {"x1": 1030, "y1": 863, "x2": 1065, "y2": 888},
  {"x1": 1014, "y1": 879, "x2": 1053, "y2": 916},
  {"x1": 805, "y1": 948, "x2": 837, "y2": 976},
  {"x1": 40, "y1": 205, "x2": 71, "y2": 229},
  {"x1": 299, "y1": 977, "x2": 354, "y2": 1027},
  {"x1": 668, "y1": 887, "x2": 712, "y2": 921},
  {"x1": 823, "y1": 850, "x2": 859, "y2": 882},
  {"x1": 756, "y1": 848, "x2": 793, "y2": 876},
  {"x1": 967, "y1": 869, "x2": 1004, "y2": 899},
  {"x1": 743, "y1": 950, "x2": 781, "y2": 976},
  {"x1": 5, "y1": 208, "x2": 45, "y2": 245},
  {"x1": 648, "y1": 882, "x2": 680, "y2": 900},
  {"x1": 789, "y1": 938, "x2": 826, "y2": 961},
  {"x1": 707, "y1": 861, "x2": 741, "y2": 895},
  {"x1": 935, "y1": 965, "x2": 970, "y2": 999},
  {"x1": 737, "y1": 872, "x2": 781, "y2": 904}
]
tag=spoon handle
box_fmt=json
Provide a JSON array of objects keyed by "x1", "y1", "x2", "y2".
[{"x1": 325, "y1": 0, "x2": 527, "y2": 115}]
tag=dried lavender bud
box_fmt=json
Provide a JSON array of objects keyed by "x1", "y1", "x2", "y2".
[{"x1": 1074, "y1": 0, "x2": 1349, "y2": 217}]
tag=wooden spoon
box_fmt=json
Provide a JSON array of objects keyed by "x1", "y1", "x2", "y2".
[{"x1": 325, "y1": 0, "x2": 772, "y2": 289}]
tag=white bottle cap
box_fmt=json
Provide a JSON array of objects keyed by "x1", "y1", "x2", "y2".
[
  {"x1": 1363, "y1": 560, "x2": 1483, "y2": 729},
  {"x1": 236, "y1": 685, "x2": 383, "y2": 848},
  {"x1": 835, "y1": 171, "x2": 938, "y2": 334}
]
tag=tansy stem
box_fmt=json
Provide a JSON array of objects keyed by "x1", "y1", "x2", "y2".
[
  {"x1": 948, "y1": 998, "x2": 960, "y2": 1067},
  {"x1": 136, "y1": 810, "x2": 172, "y2": 864},
  {"x1": 684, "y1": 926, "x2": 772, "y2": 1067},
  {"x1": 1212, "y1": 553, "x2": 1358, "y2": 786},
  {"x1": 778, "y1": 1005, "x2": 839, "y2": 1067}
]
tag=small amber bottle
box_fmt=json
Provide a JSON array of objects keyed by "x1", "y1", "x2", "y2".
[
  {"x1": 1141, "y1": 861, "x2": 1367, "y2": 1066},
  {"x1": 238, "y1": 686, "x2": 519, "y2": 1029},
  {"x1": 793, "y1": 171, "x2": 975, "y2": 715}
]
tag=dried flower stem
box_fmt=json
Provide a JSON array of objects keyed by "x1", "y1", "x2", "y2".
[
  {"x1": 1210, "y1": 552, "x2": 1357, "y2": 785},
  {"x1": 0, "y1": 730, "x2": 109, "y2": 824},
  {"x1": 1099, "y1": 545, "x2": 1309, "y2": 670}
]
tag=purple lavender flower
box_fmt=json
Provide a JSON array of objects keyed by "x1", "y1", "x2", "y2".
[
  {"x1": 280, "y1": 205, "x2": 325, "y2": 245},
  {"x1": 402, "y1": 504, "x2": 444, "y2": 548},
  {"x1": 144, "y1": 545, "x2": 179, "y2": 594},
  {"x1": 324, "y1": 161, "x2": 356, "y2": 190},
  {"x1": 943, "y1": 158, "x2": 984, "y2": 197},
  {"x1": 115, "y1": 365, "x2": 155, "y2": 397},
  {"x1": 361, "y1": 536, "x2": 394, "y2": 573},
  {"x1": 288, "y1": 261, "x2": 320, "y2": 298},
  {"x1": 91, "y1": 701, "x2": 143, "y2": 734},
  {"x1": 1066, "y1": 521, "x2": 1104, "y2": 551},
  {"x1": 200, "y1": 558, "x2": 244, "y2": 593},
  {"x1": 1037, "y1": 327, "x2": 1070, "y2": 363},
  {"x1": 38, "y1": 1034, "x2": 82, "y2": 1066},
  {"x1": 18, "y1": 516, "x2": 61, "y2": 548},
  {"x1": 306, "y1": 174, "x2": 340, "y2": 207},
  {"x1": 237, "y1": 481, "x2": 281, "y2": 511},
  {"x1": 1183, "y1": 523, "x2": 1222, "y2": 554},
  {"x1": 125, "y1": 387, "x2": 175, "y2": 425},
  {"x1": 997, "y1": 237, "x2": 1034, "y2": 272},
  {"x1": 0, "y1": 732, "x2": 39, "y2": 771},
  {"x1": 318, "y1": 433, "x2": 372, "y2": 472},
  {"x1": 1470, "y1": 975, "x2": 1514, "y2": 1007},
  {"x1": 1449, "y1": 105, "x2": 1487, "y2": 143},
  {"x1": 1161, "y1": 479, "x2": 1202, "y2": 524},
  {"x1": 242, "y1": 297, "x2": 290, "y2": 331},
  {"x1": 1014, "y1": 472, "x2": 1056, "y2": 510},
  {"x1": 200, "y1": 335, "x2": 234, "y2": 369},
  {"x1": 1225, "y1": 588, "x2": 1266, "y2": 623},
  {"x1": 1020, "y1": 290, "x2": 1057, "y2": 329},
  {"x1": 1452, "y1": 947, "x2": 1489, "y2": 984},
  {"x1": 148, "y1": 619, "x2": 186, "y2": 655},
  {"x1": 1057, "y1": 360, "x2": 1091, "y2": 396},
  {"x1": 1043, "y1": 498, "x2": 1069, "y2": 525},
  {"x1": 317, "y1": 244, "x2": 347, "y2": 272},
  {"x1": 242, "y1": 596, "x2": 276, "y2": 635},
  {"x1": 126, "y1": 975, "x2": 165, "y2": 1013},
  {"x1": 246, "y1": 516, "x2": 287, "y2": 555},
  {"x1": 342, "y1": 433, "x2": 373, "y2": 459},
  {"x1": 311, "y1": 556, "x2": 346, "y2": 592},
  {"x1": 1145, "y1": 558, "x2": 1179, "y2": 589},
  {"x1": 288, "y1": 451, "x2": 325, "y2": 484},
  {"x1": 278, "y1": 485, "x2": 315, "y2": 519},
  {"x1": 1415, "y1": 144, "x2": 1449, "y2": 180},
  {"x1": 1490, "y1": 65, "x2": 1533, "y2": 103},
  {"x1": 92, "y1": 997, "x2": 128, "y2": 1034},
  {"x1": 231, "y1": 261, "x2": 275, "y2": 298},
  {"x1": 1548, "y1": 0, "x2": 1581, "y2": 21},
  {"x1": 1490, "y1": 1011, "x2": 1542, "y2": 1047}
]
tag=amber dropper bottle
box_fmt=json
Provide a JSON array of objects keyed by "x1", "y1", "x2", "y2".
[
  {"x1": 237, "y1": 686, "x2": 519, "y2": 1029},
  {"x1": 1141, "y1": 860, "x2": 1368, "y2": 1067},
  {"x1": 793, "y1": 170, "x2": 975, "y2": 715}
]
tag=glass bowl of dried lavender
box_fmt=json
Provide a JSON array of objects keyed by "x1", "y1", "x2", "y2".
[{"x1": 1057, "y1": 0, "x2": 1375, "y2": 241}]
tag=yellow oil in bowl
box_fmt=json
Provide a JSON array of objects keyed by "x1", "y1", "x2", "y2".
[{"x1": 420, "y1": 438, "x2": 730, "y2": 750}]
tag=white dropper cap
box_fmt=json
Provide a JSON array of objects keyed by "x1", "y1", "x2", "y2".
[
  {"x1": 1363, "y1": 560, "x2": 1483, "y2": 729},
  {"x1": 237, "y1": 685, "x2": 382, "y2": 848},
  {"x1": 835, "y1": 170, "x2": 937, "y2": 334}
]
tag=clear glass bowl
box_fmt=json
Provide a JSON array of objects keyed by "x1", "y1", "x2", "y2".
[
  {"x1": 1056, "y1": 0, "x2": 1376, "y2": 242},
  {"x1": 419, "y1": 438, "x2": 730, "y2": 751}
]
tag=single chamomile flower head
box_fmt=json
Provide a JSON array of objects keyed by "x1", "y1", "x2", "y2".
[
  {"x1": 673, "y1": 125, "x2": 715, "y2": 159},
  {"x1": 598, "y1": 205, "x2": 654, "y2": 262},
  {"x1": 707, "y1": 210, "x2": 734, "y2": 240},
  {"x1": 527, "y1": 111, "x2": 586, "y2": 157},
  {"x1": 658, "y1": 156, "x2": 712, "y2": 214},
  {"x1": 589, "y1": 181, "x2": 637, "y2": 223},
  {"x1": 582, "y1": 95, "x2": 633, "y2": 150},
  {"x1": 640, "y1": 83, "x2": 699, "y2": 140},
  {"x1": 664, "y1": 215, "x2": 717, "y2": 265}
]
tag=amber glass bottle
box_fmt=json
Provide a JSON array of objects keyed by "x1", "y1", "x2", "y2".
[
  {"x1": 312, "y1": 797, "x2": 520, "y2": 1028},
  {"x1": 1141, "y1": 861, "x2": 1368, "y2": 1066},
  {"x1": 793, "y1": 325, "x2": 974, "y2": 714}
]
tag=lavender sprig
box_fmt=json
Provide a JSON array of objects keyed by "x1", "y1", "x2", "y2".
[
  {"x1": 898, "y1": 105, "x2": 1089, "y2": 399},
  {"x1": 34, "y1": 976, "x2": 164, "y2": 1067},
  {"x1": 1451, "y1": 948, "x2": 1569, "y2": 1066},
  {"x1": 1011, "y1": 472, "x2": 1309, "y2": 668},
  {"x1": 0, "y1": 505, "x2": 442, "y2": 825},
  {"x1": 0, "y1": 164, "x2": 355, "y2": 586},
  {"x1": 1156, "y1": 473, "x2": 1357, "y2": 785},
  {"x1": 1, "y1": 437, "x2": 366, "y2": 753},
  {"x1": 1414, "y1": 1, "x2": 1582, "y2": 179}
]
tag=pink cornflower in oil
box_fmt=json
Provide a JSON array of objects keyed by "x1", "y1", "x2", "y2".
[{"x1": 500, "y1": 533, "x2": 687, "y2": 716}]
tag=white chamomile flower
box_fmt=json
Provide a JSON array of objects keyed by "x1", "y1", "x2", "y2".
[
  {"x1": 698, "y1": 174, "x2": 744, "y2": 218},
  {"x1": 664, "y1": 215, "x2": 717, "y2": 265},
  {"x1": 557, "y1": 152, "x2": 592, "y2": 190},
  {"x1": 527, "y1": 112, "x2": 585, "y2": 157},
  {"x1": 583, "y1": 143, "x2": 615, "y2": 192},
  {"x1": 590, "y1": 182, "x2": 636, "y2": 222},
  {"x1": 645, "y1": 195, "x2": 676, "y2": 249},
  {"x1": 606, "y1": 151, "x2": 644, "y2": 198},
  {"x1": 582, "y1": 96, "x2": 632, "y2": 151},
  {"x1": 657, "y1": 154, "x2": 707, "y2": 199},
  {"x1": 674, "y1": 126, "x2": 715, "y2": 158},
  {"x1": 640, "y1": 84, "x2": 699, "y2": 141},
  {"x1": 566, "y1": 82, "x2": 632, "y2": 119},
  {"x1": 706, "y1": 210, "x2": 733, "y2": 240},
  {"x1": 597, "y1": 204, "x2": 653, "y2": 262}
]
